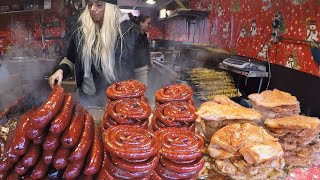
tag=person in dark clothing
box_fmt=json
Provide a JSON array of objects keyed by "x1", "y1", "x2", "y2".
[
  {"x1": 49, "y1": 0, "x2": 148, "y2": 106},
  {"x1": 130, "y1": 14, "x2": 152, "y2": 68}
]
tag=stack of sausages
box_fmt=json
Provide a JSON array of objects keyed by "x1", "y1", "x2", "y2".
[
  {"x1": 105, "y1": 80, "x2": 147, "y2": 102},
  {"x1": 98, "y1": 125, "x2": 160, "y2": 179},
  {"x1": 152, "y1": 84, "x2": 197, "y2": 131},
  {"x1": 101, "y1": 80, "x2": 151, "y2": 131},
  {"x1": 152, "y1": 101, "x2": 197, "y2": 132},
  {"x1": 155, "y1": 84, "x2": 194, "y2": 105},
  {"x1": 152, "y1": 128, "x2": 205, "y2": 180},
  {"x1": 101, "y1": 98, "x2": 152, "y2": 131},
  {"x1": 0, "y1": 85, "x2": 104, "y2": 179}
]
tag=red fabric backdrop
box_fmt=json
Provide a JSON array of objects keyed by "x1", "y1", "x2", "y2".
[{"x1": 161, "y1": 0, "x2": 320, "y2": 76}]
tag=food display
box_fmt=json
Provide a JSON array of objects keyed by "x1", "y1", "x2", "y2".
[
  {"x1": 188, "y1": 68, "x2": 240, "y2": 100},
  {"x1": 101, "y1": 125, "x2": 160, "y2": 179},
  {"x1": 105, "y1": 80, "x2": 147, "y2": 102},
  {"x1": 0, "y1": 85, "x2": 103, "y2": 179},
  {"x1": 0, "y1": 80, "x2": 318, "y2": 180},
  {"x1": 155, "y1": 83, "x2": 194, "y2": 105},
  {"x1": 265, "y1": 115, "x2": 320, "y2": 167},
  {"x1": 101, "y1": 98, "x2": 152, "y2": 131},
  {"x1": 248, "y1": 89, "x2": 300, "y2": 119},
  {"x1": 208, "y1": 123, "x2": 285, "y2": 179},
  {"x1": 152, "y1": 128, "x2": 205, "y2": 180},
  {"x1": 151, "y1": 101, "x2": 197, "y2": 132},
  {"x1": 196, "y1": 95, "x2": 261, "y2": 141}
]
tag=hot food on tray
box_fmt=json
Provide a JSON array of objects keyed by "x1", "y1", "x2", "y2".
[
  {"x1": 196, "y1": 95, "x2": 261, "y2": 141},
  {"x1": 1, "y1": 80, "x2": 319, "y2": 180},
  {"x1": 248, "y1": 89, "x2": 300, "y2": 119},
  {"x1": 207, "y1": 123, "x2": 285, "y2": 179},
  {"x1": 0, "y1": 85, "x2": 103, "y2": 179},
  {"x1": 265, "y1": 115, "x2": 320, "y2": 167}
]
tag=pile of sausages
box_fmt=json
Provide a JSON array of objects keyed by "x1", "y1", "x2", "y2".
[
  {"x1": 98, "y1": 125, "x2": 160, "y2": 179},
  {"x1": 98, "y1": 125, "x2": 205, "y2": 180},
  {"x1": 0, "y1": 85, "x2": 103, "y2": 179},
  {"x1": 152, "y1": 84, "x2": 197, "y2": 132},
  {"x1": 102, "y1": 80, "x2": 151, "y2": 131},
  {"x1": 105, "y1": 80, "x2": 147, "y2": 102},
  {"x1": 152, "y1": 128, "x2": 205, "y2": 180}
]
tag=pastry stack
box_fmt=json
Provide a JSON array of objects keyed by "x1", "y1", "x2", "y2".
[
  {"x1": 196, "y1": 95, "x2": 261, "y2": 141},
  {"x1": 102, "y1": 80, "x2": 151, "y2": 131},
  {"x1": 152, "y1": 128, "x2": 205, "y2": 180},
  {"x1": 207, "y1": 123, "x2": 285, "y2": 180},
  {"x1": 101, "y1": 125, "x2": 160, "y2": 179},
  {"x1": 248, "y1": 89, "x2": 300, "y2": 119},
  {"x1": 152, "y1": 84, "x2": 198, "y2": 132},
  {"x1": 265, "y1": 115, "x2": 320, "y2": 167}
]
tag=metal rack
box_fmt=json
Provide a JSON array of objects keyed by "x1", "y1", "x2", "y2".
[{"x1": 219, "y1": 63, "x2": 269, "y2": 93}]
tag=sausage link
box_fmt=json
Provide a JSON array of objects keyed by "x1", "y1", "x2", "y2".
[
  {"x1": 31, "y1": 158, "x2": 48, "y2": 179},
  {"x1": 21, "y1": 144, "x2": 41, "y2": 168},
  {"x1": 69, "y1": 113, "x2": 94, "y2": 163},
  {"x1": 33, "y1": 130, "x2": 47, "y2": 145},
  {"x1": 30, "y1": 85, "x2": 64, "y2": 129},
  {"x1": 0, "y1": 170, "x2": 8, "y2": 180},
  {"x1": 43, "y1": 132, "x2": 60, "y2": 151},
  {"x1": 53, "y1": 147, "x2": 71, "y2": 170},
  {"x1": 63, "y1": 159, "x2": 85, "y2": 179},
  {"x1": 14, "y1": 160, "x2": 29, "y2": 176},
  {"x1": 5, "y1": 172, "x2": 20, "y2": 180},
  {"x1": 0, "y1": 158, "x2": 14, "y2": 172},
  {"x1": 26, "y1": 124, "x2": 44, "y2": 140},
  {"x1": 43, "y1": 149, "x2": 55, "y2": 165},
  {"x1": 84, "y1": 127, "x2": 103, "y2": 176},
  {"x1": 78, "y1": 173, "x2": 94, "y2": 180},
  {"x1": 7, "y1": 150, "x2": 19, "y2": 163},
  {"x1": 50, "y1": 94, "x2": 75, "y2": 134},
  {"x1": 61, "y1": 104, "x2": 85, "y2": 148},
  {"x1": 11, "y1": 113, "x2": 31, "y2": 156}
]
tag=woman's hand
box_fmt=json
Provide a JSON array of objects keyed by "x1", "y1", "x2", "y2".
[{"x1": 49, "y1": 69, "x2": 63, "y2": 89}]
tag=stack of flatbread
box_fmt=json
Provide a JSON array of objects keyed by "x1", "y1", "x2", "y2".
[
  {"x1": 207, "y1": 123, "x2": 285, "y2": 179},
  {"x1": 196, "y1": 95, "x2": 261, "y2": 141},
  {"x1": 248, "y1": 89, "x2": 300, "y2": 120},
  {"x1": 265, "y1": 115, "x2": 320, "y2": 167}
]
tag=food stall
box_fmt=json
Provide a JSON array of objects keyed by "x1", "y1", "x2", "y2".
[{"x1": 0, "y1": 0, "x2": 320, "y2": 179}]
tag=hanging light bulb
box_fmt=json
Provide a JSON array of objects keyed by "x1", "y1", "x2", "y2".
[{"x1": 146, "y1": 0, "x2": 156, "y2": 5}]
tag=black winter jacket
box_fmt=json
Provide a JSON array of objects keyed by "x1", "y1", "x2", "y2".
[{"x1": 58, "y1": 20, "x2": 148, "y2": 88}]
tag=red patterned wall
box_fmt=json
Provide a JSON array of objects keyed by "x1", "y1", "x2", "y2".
[
  {"x1": 0, "y1": 0, "x2": 65, "y2": 56},
  {"x1": 163, "y1": 0, "x2": 320, "y2": 76}
]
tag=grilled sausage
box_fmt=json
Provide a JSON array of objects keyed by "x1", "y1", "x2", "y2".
[
  {"x1": 43, "y1": 149, "x2": 55, "y2": 165},
  {"x1": 14, "y1": 160, "x2": 28, "y2": 176},
  {"x1": 50, "y1": 94, "x2": 75, "y2": 134},
  {"x1": 11, "y1": 113, "x2": 31, "y2": 156},
  {"x1": 63, "y1": 159, "x2": 85, "y2": 179},
  {"x1": 31, "y1": 159, "x2": 48, "y2": 179},
  {"x1": 61, "y1": 104, "x2": 85, "y2": 148},
  {"x1": 21, "y1": 144, "x2": 41, "y2": 168},
  {"x1": 83, "y1": 127, "x2": 103, "y2": 176},
  {"x1": 69, "y1": 113, "x2": 94, "y2": 163},
  {"x1": 30, "y1": 85, "x2": 64, "y2": 129},
  {"x1": 53, "y1": 147, "x2": 71, "y2": 170},
  {"x1": 43, "y1": 132, "x2": 60, "y2": 151}
]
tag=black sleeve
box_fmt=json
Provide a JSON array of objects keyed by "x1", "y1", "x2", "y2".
[
  {"x1": 132, "y1": 32, "x2": 150, "y2": 68},
  {"x1": 58, "y1": 33, "x2": 77, "y2": 78}
]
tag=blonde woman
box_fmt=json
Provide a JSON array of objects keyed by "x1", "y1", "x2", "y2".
[{"x1": 49, "y1": 0, "x2": 148, "y2": 105}]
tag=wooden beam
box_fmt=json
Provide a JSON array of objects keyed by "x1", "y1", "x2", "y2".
[{"x1": 174, "y1": 0, "x2": 186, "y2": 9}]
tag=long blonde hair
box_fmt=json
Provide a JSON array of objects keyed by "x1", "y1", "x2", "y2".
[{"x1": 78, "y1": 3, "x2": 123, "y2": 82}]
